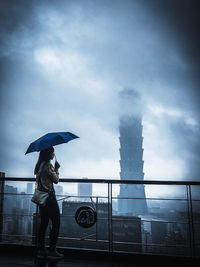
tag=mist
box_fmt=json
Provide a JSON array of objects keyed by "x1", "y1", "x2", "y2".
[{"x1": 0, "y1": 0, "x2": 199, "y2": 181}]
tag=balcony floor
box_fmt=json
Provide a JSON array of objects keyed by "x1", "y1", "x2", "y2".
[
  {"x1": 0, "y1": 257, "x2": 150, "y2": 267},
  {"x1": 0, "y1": 244, "x2": 199, "y2": 267},
  {"x1": 0, "y1": 254, "x2": 150, "y2": 267}
]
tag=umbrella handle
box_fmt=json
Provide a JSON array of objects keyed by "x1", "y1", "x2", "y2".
[
  {"x1": 54, "y1": 154, "x2": 60, "y2": 169},
  {"x1": 54, "y1": 155, "x2": 58, "y2": 167}
]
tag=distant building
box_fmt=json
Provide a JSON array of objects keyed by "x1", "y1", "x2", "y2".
[
  {"x1": 26, "y1": 183, "x2": 33, "y2": 194},
  {"x1": 78, "y1": 178, "x2": 92, "y2": 198},
  {"x1": 118, "y1": 89, "x2": 147, "y2": 216},
  {"x1": 4, "y1": 185, "x2": 18, "y2": 213},
  {"x1": 151, "y1": 220, "x2": 168, "y2": 244},
  {"x1": 5, "y1": 185, "x2": 17, "y2": 194}
]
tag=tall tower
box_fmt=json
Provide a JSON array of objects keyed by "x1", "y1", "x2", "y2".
[{"x1": 118, "y1": 89, "x2": 147, "y2": 216}]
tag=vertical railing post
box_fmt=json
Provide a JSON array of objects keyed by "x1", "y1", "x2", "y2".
[
  {"x1": 32, "y1": 205, "x2": 39, "y2": 247},
  {"x1": 186, "y1": 185, "x2": 195, "y2": 257},
  {"x1": 36, "y1": 205, "x2": 39, "y2": 248},
  {"x1": 108, "y1": 182, "x2": 113, "y2": 252},
  {"x1": 107, "y1": 182, "x2": 110, "y2": 251},
  {"x1": 0, "y1": 172, "x2": 5, "y2": 242},
  {"x1": 96, "y1": 197, "x2": 98, "y2": 242}
]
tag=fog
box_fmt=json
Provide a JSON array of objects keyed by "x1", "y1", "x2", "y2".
[{"x1": 0, "y1": 0, "x2": 199, "y2": 181}]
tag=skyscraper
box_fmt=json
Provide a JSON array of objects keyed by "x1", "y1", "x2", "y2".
[
  {"x1": 26, "y1": 183, "x2": 33, "y2": 194},
  {"x1": 118, "y1": 89, "x2": 147, "y2": 216},
  {"x1": 78, "y1": 178, "x2": 92, "y2": 198}
]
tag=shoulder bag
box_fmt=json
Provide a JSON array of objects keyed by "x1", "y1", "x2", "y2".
[{"x1": 31, "y1": 162, "x2": 49, "y2": 206}]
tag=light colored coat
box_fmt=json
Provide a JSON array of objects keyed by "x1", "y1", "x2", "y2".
[{"x1": 36, "y1": 161, "x2": 59, "y2": 191}]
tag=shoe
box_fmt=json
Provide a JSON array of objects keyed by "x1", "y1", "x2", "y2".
[
  {"x1": 46, "y1": 249, "x2": 64, "y2": 259},
  {"x1": 37, "y1": 248, "x2": 47, "y2": 259}
]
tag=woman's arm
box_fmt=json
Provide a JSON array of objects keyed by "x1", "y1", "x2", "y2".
[{"x1": 46, "y1": 162, "x2": 59, "y2": 184}]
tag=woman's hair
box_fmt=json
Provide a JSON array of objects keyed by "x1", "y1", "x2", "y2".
[{"x1": 34, "y1": 146, "x2": 54, "y2": 175}]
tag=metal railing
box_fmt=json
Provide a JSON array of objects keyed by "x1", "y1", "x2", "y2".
[{"x1": 0, "y1": 173, "x2": 200, "y2": 258}]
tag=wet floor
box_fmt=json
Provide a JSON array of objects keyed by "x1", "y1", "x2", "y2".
[{"x1": 0, "y1": 254, "x2": 149, "y2": 267}]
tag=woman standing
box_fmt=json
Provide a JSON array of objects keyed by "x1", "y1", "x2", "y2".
[{"x1": 34, "y1": 146, "x2": 64, "y2": 259}]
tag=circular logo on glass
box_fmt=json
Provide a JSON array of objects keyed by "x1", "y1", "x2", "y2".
[{"x1": 75, "y1": 206, "x2": 97, "y2": 228}]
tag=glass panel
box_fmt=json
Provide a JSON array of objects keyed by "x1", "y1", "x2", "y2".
[
  {"x1": 2, "y1": 181, "x2": 36, "y2": 245},
  {"x1": 58, "y1": 182, "x2": 109, "y2": 251},
  {"x1": 112, "y1": 183, "x2": 190, "y2": 256}
]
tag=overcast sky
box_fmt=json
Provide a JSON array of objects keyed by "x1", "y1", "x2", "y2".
[{"x1": 0, "y1": 0, "x2": 200, "y2": 181}]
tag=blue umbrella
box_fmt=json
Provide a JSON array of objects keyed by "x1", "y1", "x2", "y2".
[{"x1": 25, "y1": 132, "x2": 79, "y2": 154}]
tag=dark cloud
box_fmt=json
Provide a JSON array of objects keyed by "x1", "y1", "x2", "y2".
[
  {"x1": 0, "y1": 0, "x2": 36, "y2": 44},
  {"x1": 141, "y1": 0, "x2": 200, "y2": 180},
  {"x1": 140, "y1": 0, "x2": 200, "y2": 62}
]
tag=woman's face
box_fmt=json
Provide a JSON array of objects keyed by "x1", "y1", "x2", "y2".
[{"x1": 50, "y1": 152, "x2": 55, "y2": 160}]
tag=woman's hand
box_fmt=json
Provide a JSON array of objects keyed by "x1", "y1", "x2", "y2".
[{"x1": 55, "y1": 160, "x2": 60, "y2": 172}]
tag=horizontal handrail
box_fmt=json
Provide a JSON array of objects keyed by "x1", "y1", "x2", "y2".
[
  {"x1": 3, "y1": 192, "x2": 200, "y2": 201},
  {"x1": 1, "y1": 177, "x2": 200, "y2": 185}
]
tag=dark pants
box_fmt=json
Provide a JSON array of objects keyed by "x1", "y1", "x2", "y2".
[{"x1": 38, "y1": 194, "x2": 60, "y2": 250}]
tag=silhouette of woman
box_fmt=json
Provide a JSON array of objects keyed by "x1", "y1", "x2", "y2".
[{"x1": 34, "y1": 146, "x2": 64, "y2": 259}]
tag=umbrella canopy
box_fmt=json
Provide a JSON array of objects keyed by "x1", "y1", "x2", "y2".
[{"x1": 25, "y1": 132, "x2": 79, "y2": 154}]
